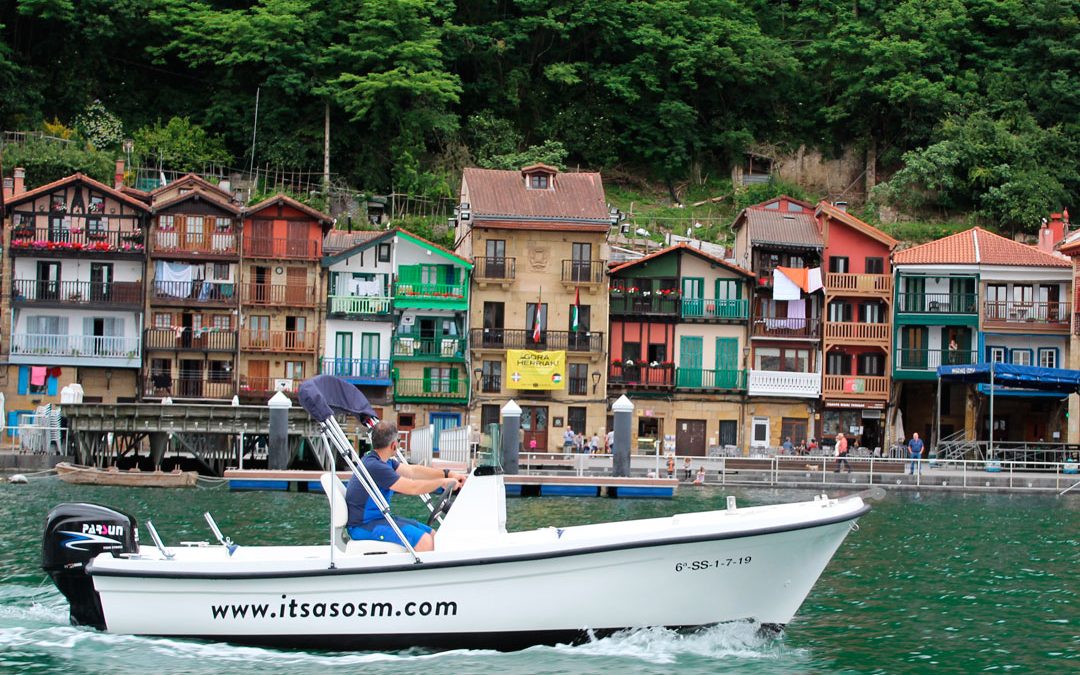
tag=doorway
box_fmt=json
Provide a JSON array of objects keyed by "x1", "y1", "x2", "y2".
[
  {"x1": 430, "y1": 412, "x2": 461, "y2": 456},
  {"x1": 676, "y1": 419, "x2": 706, "y2": 456},
  {"x1": 521, "y1": 405, "x2": 549, "y2": 451}
]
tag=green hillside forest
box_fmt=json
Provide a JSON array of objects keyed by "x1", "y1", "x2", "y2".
[{"x1": 0, "y1": 1, "x2": 1077, "y2": 233}]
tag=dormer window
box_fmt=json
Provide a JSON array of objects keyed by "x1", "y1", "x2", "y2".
[{"x1": 521, "y1": 163, "x2": 557, "y2": 190}]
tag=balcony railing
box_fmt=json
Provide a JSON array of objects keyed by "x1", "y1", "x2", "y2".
[
  {"x1": 152, "y1": 280, "x2": 237, "y2": 304},
  {"x1": 12, "y1": 279, "x2": 143, "y2": 306},
  {"x1": 896, "y1": 292, "x2": 978, "y2": 314},
  {"x1": 608, "y1": 363, "x2": 675, "y2": 388},
  {"x1": 895, "y1": 348, "x2": 977, "y2": 372},
  {"x1": 480, "y1": 375, "x2": 502, "y2": 393},
  {"x1": 751, "y1": 316, "x2": 820, "y2": 338},
  {"x1": 747, "y1": 370, "x2": 820, "y2": 398},
  {"x1": 241, "y1": 376, "x2": 307, "y2": 395},
  {"x1": 393, "y1": 281, "x2": 467, "y2": 303},
  {"x1": 675, "y1": 368, "x2": 747, "y2": 390},
  {"x1": 561, "y1": 259, "x2": 605, "y2": 284},
  {"x1": 822, "y1": 374, "x2": 889, "y2": 399},
  {"x1": 240, "y1": 330, "x2": 318, "y2": 353},
  {"x1": 473, "y1": 257, "x2": 516, "y2": 281},
  {"x1": 393, "y1": 377, "x2": 469, "y2": 403},
  {"x1": 11, "y1": 333, "x2": 140, "y2": 360},
  {"x1": 243, "y1": 237, "x2": 319, "y2": 259},
  {"x1": 242, "y1": 283, "x2": 317, "y2": 306},
  {"x1": 151, "y1": 230, "x2": 238, "y2": 255},
  {"x1": 319, "y1": 358, "x2": 391, "y2": 382},
  {"x1": 145, "y1": 327, "x2": 237, "y2": 352},
  {"x1": 392, "y1": 336, "x2": 466, "y2": 359},
  {"x1": 826, "y1": 273, "x2": 892, "y2": 295},
  {"x1": 609, "y1": 294, "x2": 680, "y2": 317},
  {"x1": 824, "y1": 322, "x2": 891, "y2": 342},
  {"x1": 328, "y1": 295, "x2": 393, "y2": 316},
  {"x1": 682, "y1": 298, "x2": 749, "y2": 321},
  {"x1": 10, "y1": 227, "x2": 145, "y2": 255},
  {"x1": 568, "y1": 377, "x2": 588, "y2": 395},
  {"x1": 469, "y1": 328, "x2": 604, "y2": 352},
  {"x1": 983, "y1": 300, "x2": 1071, "y2": 328},
  {"x1": 144, "y1": 377, "x2": 234, "y2": 399}
]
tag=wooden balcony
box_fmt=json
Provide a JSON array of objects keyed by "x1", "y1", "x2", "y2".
[
  {"x1": 240, "y1": 330, "x2": 318, "y2": 353},
  {"x1": 747, "y1": 370, "x2": 820, "y2": 398},
  {"x1": 12, "y1": 279, "x2": 143, "y2": 308},
  {"x1": 151, "y1": 230, "x2": 238, "y2": 257},
  {"x1": 144, "y1": 377, "x2": 234, "y2": 400},
  {"x1": 675, "y1": 368, "x2": 747, "y2": 391},
  {"x1": 393, "y1": 281, "x2": 468, "y2": 310},
  {"x1": 327, "y1": 295, "x2": 393, "y2": 317},
  {"x1": 240, "y1": 376, "x2": 308, "y2": 395},
  {"x1": 242, "y1": 283, "x2": 317, "y2": 307},
  {"x1": 145, "y1": 327, "x2": 237, "y2": 352},
  {"x1": 823, "y1": 321, "x2": 891, "y2": 345},
  {"x1": 825, "y1": 273, "x2": 892, "y2": 297},
  {"x1": 152, "y1": 280, "x2": 237, "y2": 305},
  {"x1": 319, "y1": 358, "x2": 392, "y2": 385},
  {"x1": 896, "y1": 292, "x2": 978, "y2": 315},
  {"x1": 10, "y1": 227, "x2": 145, "y2": 258},
  {"x1": 894, "y1": 347, "x2": 977, "y2": 379},
  {"x1": 393, "y1": 377, "x2": 469, "y2": 404},
  {"x1": 243, "y1": 237, "x2": 320, "y2": 260},
  {"x1": 751, "y1": 316, "x2": 820, "y2": 339},
  {"x1": 609, "y1": 294, "x2": 680, "y2": 319},
  {"x1": 608, "y1": 363, "x2": 675, "y2": 389},
  {"x1": 983, "y1": 300, "x2": 1071, "y2": 331},
  {"x1": 392, "y1": 336, "x2": 467, "y2": 360},
  {"x1": 681, "y1": 298, "x2": 749, "y2": 322},
  {"x1": 822, "y1": 374, "x2": 889, "y2": 400}
]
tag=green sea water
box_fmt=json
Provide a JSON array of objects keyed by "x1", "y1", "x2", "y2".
[{"x1": 0, "y1": 479, "x2": 1076, "y2": 673}]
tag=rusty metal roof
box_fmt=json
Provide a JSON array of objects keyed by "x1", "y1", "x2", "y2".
[{"x1": 743, "y1": 209, "x2": 823, "y2": 249}]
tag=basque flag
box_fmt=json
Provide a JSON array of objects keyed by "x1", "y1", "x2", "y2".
[
  {"x1": 532, "y1": 290, "x2": 542, "y2": 343},
  {"x1": 572, "y1": 287, "x2": 581, "y2": 331}
]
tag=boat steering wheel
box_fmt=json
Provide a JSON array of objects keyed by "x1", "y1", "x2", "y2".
[{"x1": 427, "y1": 487, "x2": 458, "y2": 526}]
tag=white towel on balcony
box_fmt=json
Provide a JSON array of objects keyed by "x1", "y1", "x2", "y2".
[
  {"x1": 807, "y1": 267, "x2": 823, "y2": 293},
  {"x1": 772, "y1": 268, "x2": 801, "y2": 300}
]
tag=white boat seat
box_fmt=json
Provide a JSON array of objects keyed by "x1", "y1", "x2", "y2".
[{"x1": 319, "y1": 472, "x2": 407, "y2": 555}]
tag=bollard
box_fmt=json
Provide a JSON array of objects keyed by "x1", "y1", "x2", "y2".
[
  {"x1": 612, "y1": 395, "x2": 633, "y2": 477},
  {"x1": 501, "y1": 399, "x2": 522, "y2": 475},
  {"x1": 268, "y1": 390, "x2": 292, "y2": 470}
]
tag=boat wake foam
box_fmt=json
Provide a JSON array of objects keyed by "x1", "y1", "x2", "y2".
[{"x1": 552, "y1": 622, "x2": 785, "y2": 664}]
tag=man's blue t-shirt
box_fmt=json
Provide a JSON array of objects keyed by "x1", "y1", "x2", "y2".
[
  {"x1": 909, "y1": 438, "x2": 924, "y2": 455},
  {"x1": 345, "y1": 453, "x2": 400, "y2": 528}
]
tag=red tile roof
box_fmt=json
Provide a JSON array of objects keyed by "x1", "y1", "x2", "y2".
[
  {"x1": 610, "y1": 242, "x2": 753, "y2": 277},
  {"x1": 4, "y1": 172, "x2": 151, "y2": 213},
  {"x1": 893, "y1": 227, "x2": 1069, "y2": 267},
  {"x1": 151, "y1": 187, "x2": 242, "y2": 215},
  {"x1": 246, "y1": 193, "x2": 333, "y2": 228},
  {"x1": 463, "y1": 167, "x2": 609, "y2": 222}
]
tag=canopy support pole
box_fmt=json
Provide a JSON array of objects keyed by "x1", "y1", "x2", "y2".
[
  {"x1": 989, "y1": 363, "x2": 995, "y2": 459},
  {"x1": 935, "y1": 377, "x2": 942, "y2": 455}
]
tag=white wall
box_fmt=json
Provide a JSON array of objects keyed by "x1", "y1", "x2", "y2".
[
  {"x1": 323, "y1": 319, "x2": 393, "y2": 360},
  {"x1": 14, "y1": 257, "x2": 142, "y2": 283}
]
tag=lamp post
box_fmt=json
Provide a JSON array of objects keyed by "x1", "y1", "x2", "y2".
[
  {"x1": 591, "y1": 370, "x2": 601, "y2": 393},
  {"x1": 473, "y1": 367, "x2": 483, "y2": 392}
]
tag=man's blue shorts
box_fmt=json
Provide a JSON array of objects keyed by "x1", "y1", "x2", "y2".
[{"x1": 348, "y1": 516, "x2": 432, "y2": 547}]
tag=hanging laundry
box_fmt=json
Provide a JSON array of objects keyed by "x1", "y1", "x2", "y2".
[
  {"x1": 48, "y1": 366, "x2": 63, "y2": 378},
  {"x1": 807, "y1": 267, "x2": 824, "y2": 293},
  {"x1": 30, "y1": 366, "x2": 47, "y2": 387},
  {"x1": 772, "y1": 268, "x2": 802, "y2": 300}
]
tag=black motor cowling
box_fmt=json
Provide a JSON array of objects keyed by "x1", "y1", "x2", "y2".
[{"x1": 42, "y1": 503, "x2": 138, "y2": 629}]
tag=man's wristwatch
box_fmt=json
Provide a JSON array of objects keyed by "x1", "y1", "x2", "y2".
[{"x1": 443, "y1": 469, "x2": 450, "y2": 478}]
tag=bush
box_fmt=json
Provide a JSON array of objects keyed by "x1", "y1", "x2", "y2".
[
  {"x1": 133, "y1": 117, "x2": 232, "y2": 173},
  {"x1": 1, "y1": 138, "x2": 114, "y2": 188}
]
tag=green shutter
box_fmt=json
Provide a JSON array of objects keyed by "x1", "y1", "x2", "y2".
[
  {"x1": 422, "y1": 367, "x2": 432, "y2": 393},
  {"x1": 449, "y1": 368, "x2": 459, "y2": 394}
]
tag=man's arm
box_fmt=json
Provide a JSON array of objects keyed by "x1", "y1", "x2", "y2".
[{"x1": 390, "y1": 463, "x2": 465, "y2": 495}]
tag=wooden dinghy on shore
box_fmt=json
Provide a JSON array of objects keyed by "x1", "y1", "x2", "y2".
[{"x1": 54, "y1": 462, "x2": 198, "y2": 488}]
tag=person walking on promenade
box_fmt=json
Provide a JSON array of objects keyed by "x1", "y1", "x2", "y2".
[
  {"x1": 666, "y1": 454, "x2": 675, "y2": 479},
  {"x1": 682, "y1": 457, "x2": 692, "y2": 481},
  {"x1": 833, "y1": 432, "x2": 852, "y2": 473},
  {"x1": 563, "y1": 427, "x2": 575, "y2": 454},
  {"x1": 908, "y1": 432, "x2": 925, "y2": 475}
]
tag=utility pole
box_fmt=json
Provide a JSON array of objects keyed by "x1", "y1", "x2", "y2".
[{"x1": 323, "y1": 101, "x2": 331, "y2": 204}]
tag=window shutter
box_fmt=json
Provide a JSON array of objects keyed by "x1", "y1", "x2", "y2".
[
  {"x1": 422, "y1": 367, "x2": 431, "y2": 393},
  {"x1": 17, "y1": 367, "x2": 29, "y2": 395},
  {"x1": 47, "y1": 376, "x2": 58, "y2": 396},
  {"x1": 449, "y1": 368, "x2": 459, "y2": 394}
]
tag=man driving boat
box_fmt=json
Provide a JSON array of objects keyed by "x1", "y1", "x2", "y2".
[{"x1": 345, "y1": 421, "x2": 466, "y2": 551}]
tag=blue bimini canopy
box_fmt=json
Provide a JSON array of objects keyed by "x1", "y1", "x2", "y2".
[
  {"x1": 937, "y1": 363, "x2": 1080, "y2": 395},
  {"x1": 298, "y1": 374, "x2": 381, "y2": 425}
]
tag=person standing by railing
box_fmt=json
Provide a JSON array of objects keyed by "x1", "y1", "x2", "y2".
[
  {"x1": 833, "y1": 432, "x2": 852, "y2": 473},
  {"x1": 908, "y1": 432, "x2": 925, "y2": 475}
]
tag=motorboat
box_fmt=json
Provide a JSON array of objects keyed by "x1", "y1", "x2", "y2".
[{"x1": 42, "y1": 376, "x2": 869, "y2": 651}]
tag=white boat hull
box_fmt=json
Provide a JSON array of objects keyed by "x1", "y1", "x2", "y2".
[{"x1": 84, "y1": 492, "x2": 867, "y2": 650}]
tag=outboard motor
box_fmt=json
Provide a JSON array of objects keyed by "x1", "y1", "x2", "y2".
[{"x1": 42, "y1": 503, "x2": 138, "y2": 629}]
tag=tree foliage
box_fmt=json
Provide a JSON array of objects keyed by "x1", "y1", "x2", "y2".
[
  {"x1": 132, "y1": 117, "x2": 232, "y2": 172},
  {"x1": 0, "y1": 138, "x2": 114, "y2": 188},
  {"x1": 0, "y1": 0, "x2": 1076, "y2": 228}
]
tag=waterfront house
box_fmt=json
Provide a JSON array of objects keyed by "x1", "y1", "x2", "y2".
[
  {"x1": 892, "y1": 226, "x2": 1071, "y2": 445},
  {"x1": 817, "y1": 202, "x2": 897, "y2": 451},
  {"x1": 730, "y1": 196, "x2": 823, "y2": 449},
  {"x1": 143, "y1": 182, "x2": 242, "y2": 401},
  {"x1": 2, "y1": 168, "x2": 150, "y2": 421},
  {"x1": 237, "y1": 195, "x2": 331, "y2": 399},
  {"x1": 608, "y1": 244, "x2": 753, "y2": 455},
  {"x1": 456, "y1": 164, "x2": 611, "y2": 451}
]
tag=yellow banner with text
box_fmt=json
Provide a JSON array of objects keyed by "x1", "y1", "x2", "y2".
[{"x1": 506, "y1": 350, "x2": 566, "y2": 390}]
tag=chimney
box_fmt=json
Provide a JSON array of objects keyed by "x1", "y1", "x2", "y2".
[
  {"x1": 2, "y1": 176, "x2": 12, "y2": 202},
  {"x1": 833, "y1": 201, "x2": 848, "y2": 213},
  {"x1": 13, "y1": 167, "x2": 25, "y2": 196},
  {"x1": 114, "y1": 160, "x2": 125, "y2": 190},
  {"x1": 1038, "y1": 213, "x2": 1066, "y2": 253}
]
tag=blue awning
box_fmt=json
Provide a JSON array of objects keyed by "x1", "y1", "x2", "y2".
[{"x1": 937, "y1": 363, "x2": 1080, "y2": 395}]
